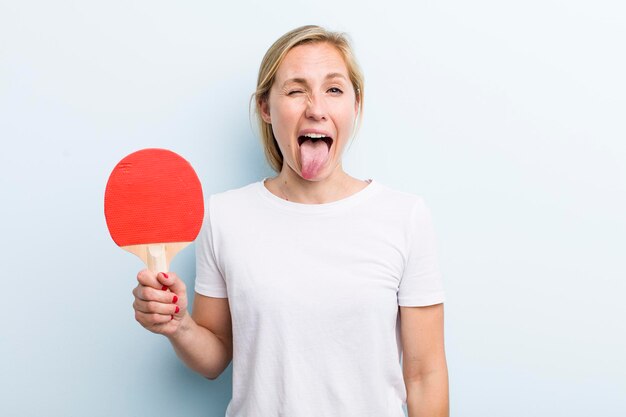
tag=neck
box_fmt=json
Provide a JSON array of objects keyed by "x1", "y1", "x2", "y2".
[{"x1": 270, "y1": 164, "x2": 359, "y2": 204}]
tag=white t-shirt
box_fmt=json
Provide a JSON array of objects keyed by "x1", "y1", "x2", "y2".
[{"x1": 195, "y1": 178, "x2": 445, "y2": 417}]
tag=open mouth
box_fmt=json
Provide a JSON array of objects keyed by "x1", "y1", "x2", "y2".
[{"x1": 297, "y1": 135, "x2": 333, "y2": 150}]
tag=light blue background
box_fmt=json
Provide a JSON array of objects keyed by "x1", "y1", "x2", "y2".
[{"x1": 2, "y1": 1, "x2": 625, "y2": 416}]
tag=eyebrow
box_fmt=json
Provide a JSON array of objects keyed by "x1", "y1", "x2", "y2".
[{"x1": 282, "y1": 73, "x2": 348, "y2": 87}]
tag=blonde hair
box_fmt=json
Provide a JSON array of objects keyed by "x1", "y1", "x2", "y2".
[{"x1": 253, "y1": 25, "x2": 365, "y2": 173}]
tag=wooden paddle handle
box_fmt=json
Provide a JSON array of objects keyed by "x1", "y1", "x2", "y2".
[
  {"x1": 121, "y1": 242, "x2": 190, "y2": 273},
  {"x1": 147, "y1": 244, "x2": 168, "y2": 273}
]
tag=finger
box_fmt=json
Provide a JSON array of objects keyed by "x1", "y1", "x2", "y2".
[
  {"x1": 134, "y1": 310, "x2": 173, "y2": 326},
  {"x1": 157, "y1": 272, "x2": 187, "y2": 299},
  {"x1": 161, "y1": 274, "x2": 187, "y2": 311},
  {"x1": 133, "y1": 298, "x2": 180, "y2": 315},
  {"x1": 145, "y1": 317, "x2": 180, "y2": 336},
  {"x1": 136, "y1": 269, "x2": 163, "y2": 290},
  {"x1": 133, "y1": 285, "x2": 179, "y2": 304}
]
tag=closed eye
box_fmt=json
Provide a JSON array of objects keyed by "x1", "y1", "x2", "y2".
[{"x1": 288, "y1": 90, "x2": 304, "y2": 95}]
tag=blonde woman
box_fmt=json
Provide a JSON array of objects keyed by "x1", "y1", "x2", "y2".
[{"x1": 132, "y1": 25, "x2": 449, "y2": 417}]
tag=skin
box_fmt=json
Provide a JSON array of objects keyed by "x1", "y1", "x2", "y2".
[
  {"x1": 260, "y1": 42, "x2": 369, "y2": 204},
  {"x1": 132, "y1": 270, "x2": 233, "y2": 380},
  {"x1": 401, "y1": 303, "x2": 449, "y2": 417},
  {"x1": 131, "y1": 40, "x2": 449, "y2": 415}
]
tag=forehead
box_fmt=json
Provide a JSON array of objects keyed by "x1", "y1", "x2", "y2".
[{"x1": 276, "y1": 42, "x2": 349, "y2": 82}]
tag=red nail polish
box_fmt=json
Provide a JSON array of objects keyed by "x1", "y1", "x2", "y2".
[
  {"x1": 175, "y1": 306, "x2": 180, "y2": 314},
  {"x1": 172, "y1": 295, "x2": 178, "y2": 303},
  {"x1": 161, "y1": 285, "x2": 168, "y2": 291},
  {"x1": 162, "y1": 273, "x2": 169, "y2": 279}
]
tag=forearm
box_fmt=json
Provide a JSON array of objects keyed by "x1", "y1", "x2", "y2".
[
  {"x1": 406, "y1": 369, "x2": 449, "y2": 417},
  {"x1": 166, "y1": 313, "x2": 232, "y2": 379}
]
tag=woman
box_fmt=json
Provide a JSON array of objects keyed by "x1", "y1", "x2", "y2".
[{"x1": 132, "y1": 25, "x2": 449, "y2": 416}]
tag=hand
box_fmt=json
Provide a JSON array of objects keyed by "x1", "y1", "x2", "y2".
[{"x1": 132, "y1": 269, "x2": 189, "y2": 337}]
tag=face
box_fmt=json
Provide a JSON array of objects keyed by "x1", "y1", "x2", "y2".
[{"x1": 260, "y1": 42, "x2": 359, "y2": 181}]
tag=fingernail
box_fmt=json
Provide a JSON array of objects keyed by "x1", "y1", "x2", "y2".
[
  {"x1": 175, "y1": 306, "x2": 180, "y2": 314},
  {"x1": 172, "y1": 295, "x2": 178, "y2": 303},
  {"x1": 162, "y1": 273, "x2": 169, "y2": 279},
  {"x1": 161, "y1": 285, "x2": 168, "y2": 291}
]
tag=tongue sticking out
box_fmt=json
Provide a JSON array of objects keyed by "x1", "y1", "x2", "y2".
[{"x1": 299, "y1": 138, "x2": 330, "y2": 179}]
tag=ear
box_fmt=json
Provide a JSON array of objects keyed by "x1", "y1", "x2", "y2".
[
  {"x1": 354, "y1": 88, "x2": 360, "y2": 115},
  {"x1": 260, "y1": 97, "x2": 272, "y2": 124}
]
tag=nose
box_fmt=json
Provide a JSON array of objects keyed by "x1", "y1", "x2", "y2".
[{"x1": 304, "y1": 92, "x2": 327, "y2": 121}]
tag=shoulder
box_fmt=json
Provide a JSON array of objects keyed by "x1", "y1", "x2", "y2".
[
  {"x1": 371, "y1": 180, "x2": 429, "y2": 215},
  {"x1": 208, "y1": 180, "x2": 260, "y2": 208},
  {"x1": 197, "y1": 180, "x2": 262, "y2": 226},
  {"x1": 198, "y1": 180, "x2": 263, "y2": 236}
]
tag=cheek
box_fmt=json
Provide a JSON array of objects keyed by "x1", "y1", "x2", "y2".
[
  {"x1": 271, "y1": 102, "x2": 299, "y2": 130},
  {"x1": 269, "y1": 112, "x2": 297, "y2": 154},
  {"x1": 335, "y1": 108, "x2": 357, "y2": 134},
  {"x1": 272, "y1": 106, "x2": 301, "y2": 146}
]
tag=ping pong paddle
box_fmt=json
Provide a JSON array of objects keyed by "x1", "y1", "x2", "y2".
[{"x1": 104, "y1": 148, "x2": 204, "y2": 273}]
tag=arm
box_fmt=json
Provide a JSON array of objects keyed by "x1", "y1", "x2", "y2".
[
  {"x1": 400, "y1": 303, "x2": 449, "y2": 417},
  {"x1": 168, "y1": 291, "x2": 233, "y2": 380},
  {"x1": 133, "y1": 270, "x2": 233, "y2": 380}
]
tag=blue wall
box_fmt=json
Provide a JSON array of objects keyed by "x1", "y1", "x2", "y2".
[{"x1": 2, "y1": 1, "x2": 625, "y2": 416}]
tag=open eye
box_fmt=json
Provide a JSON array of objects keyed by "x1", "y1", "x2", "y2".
[{"x1": 328, "y1": 87, "x2": 343, "y2": 95}]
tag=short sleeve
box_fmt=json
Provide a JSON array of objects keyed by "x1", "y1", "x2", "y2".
[
  {"x1": 397, "y1": 198, "x2": 445, "y2": 306},
  {"x1": 194, "y1": 196, "x2": 228, "y2": 298}
]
